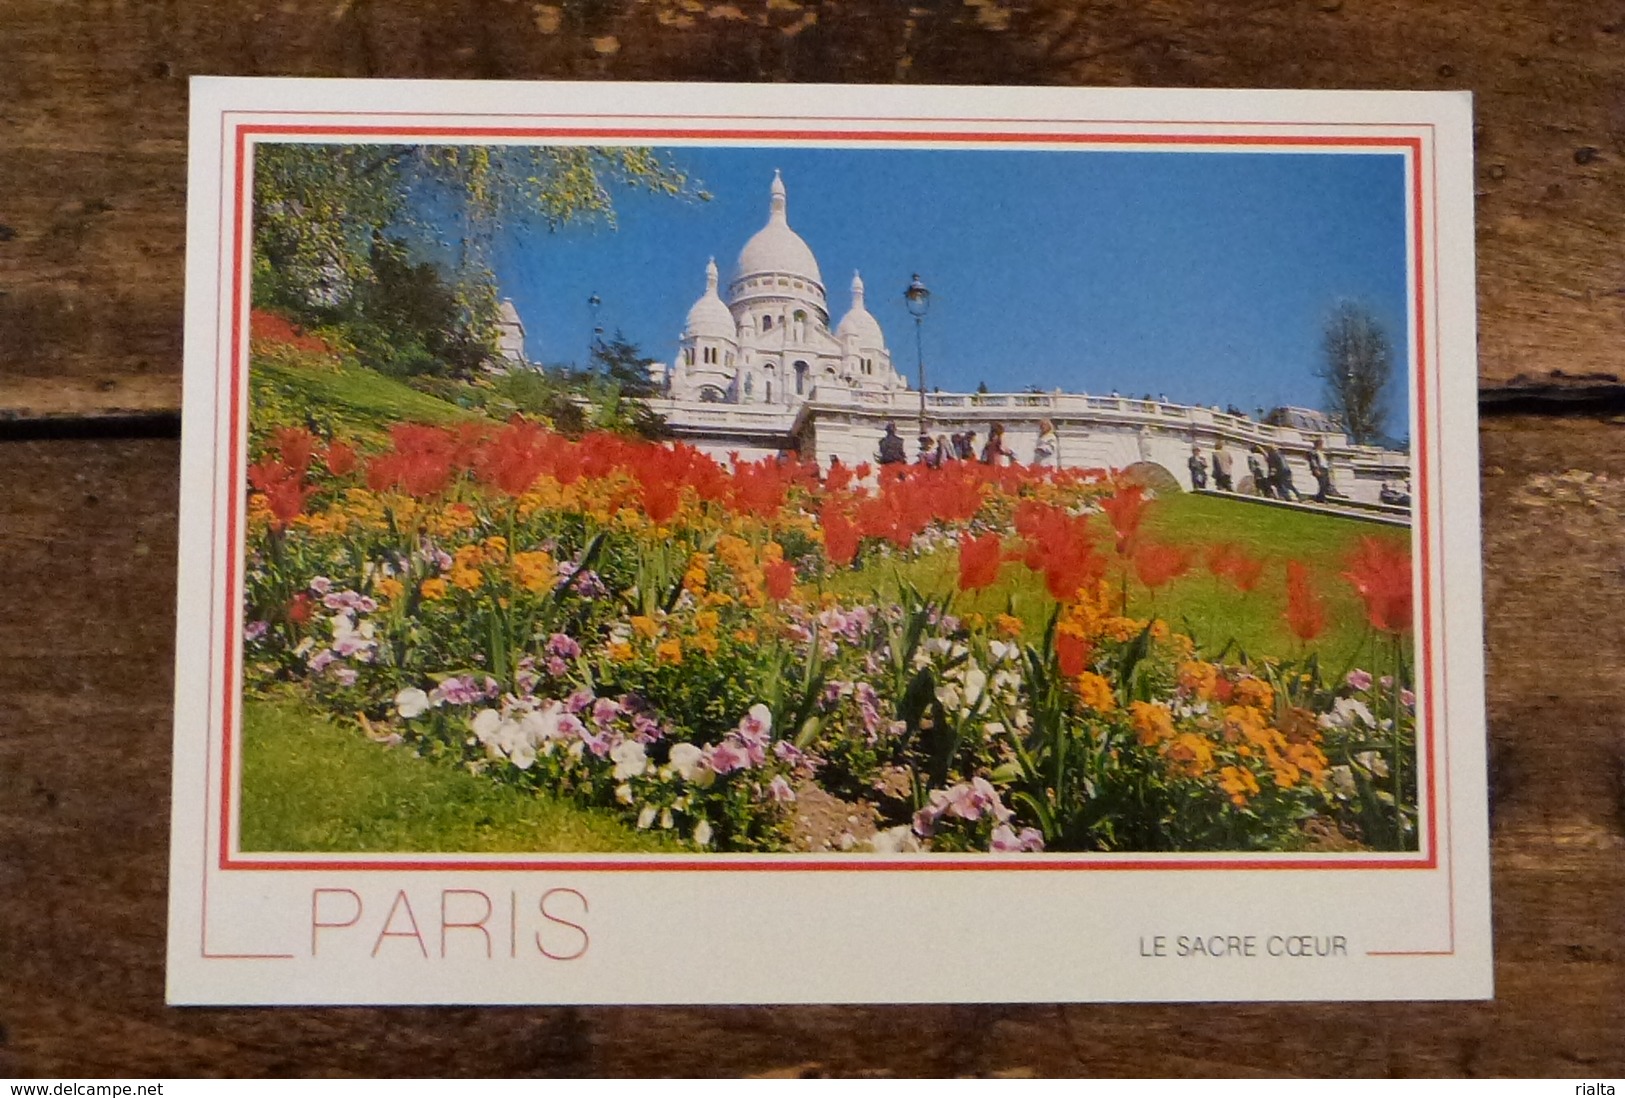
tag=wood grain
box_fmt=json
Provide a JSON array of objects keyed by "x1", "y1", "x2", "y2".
[
  {"x1": 1, "y1": 0, "x2": 1622, "y2": 421},
  {"x1": 0, "y1": 414, "x2": 1620, "y2": 1078}
]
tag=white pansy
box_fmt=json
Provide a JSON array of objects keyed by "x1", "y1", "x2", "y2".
[
  {"x1": 611, "y1": 740, "x2": 648, "y2": 780},
  {"x1": 615, "y1": 782, "x2": 634, "y2": 805},
  {"x1": 669, "y1": 742, "x2": 706, "y2": 782},
  {"x1": 1329, "y1": 765, "x2": 1357, "y2": 797},
  {"x1": 869, "y1": 825, "x2": 922, "y2": 854},
  {"x1": 660, "y1": 808, "x2": 674, "y2": 830},
  {"x1": 519, "y1": 703, "x2": 562, "y2": 745},
  {"x1": 983, "y1": 721, "x2": 1006, "y2": 737},
  {"x1": 1332, "y1": 697, "x2": 1376, "y2": 729},
  {"x1": 471, "y1": 708, "x2": 502, "y2": 744},
  {"x1": 747, "y1": 703, "x2": 773, "y2": 733},
  {"x1": 935, "y1": 683, "x2": 963, "y2": 712},
  {"x1": 509, "y1": 739, "x2": 536, "y2": 770},
  {"x1": 963, "y1": 667, "x2": 988, "y2": 709},
  {"x1": 988, "y1": 640, "x2": 1017, "y2": 664},
  {"x1": 395, "y1": 688, "x2": 431, "y2": 719},
  {"x1": 636, "y1": 805, "x2": 657, "y2": 830},
  {"x1": 1355, "y1": 750, "x2": 1390, "y2": 778},
  {"x1": 693, "y1": 819, "x2": 713, "y2": 847}
]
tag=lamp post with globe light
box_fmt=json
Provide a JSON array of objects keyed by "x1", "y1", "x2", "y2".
[{"x1": 904, "y1": 273, "x2": 931, "y2": 438}]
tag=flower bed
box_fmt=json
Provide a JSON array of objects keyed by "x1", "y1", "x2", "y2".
[{"x1": 242, "y1": 414, "x2": 1418, "y2": 854}]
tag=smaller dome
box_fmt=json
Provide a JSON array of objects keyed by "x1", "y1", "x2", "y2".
[
  {"x1": 834, "y1": 270, "x2": 885, "y2": 348},
  {"x1": 683, "y1": 258, "x2": 736, "y2": 341}
]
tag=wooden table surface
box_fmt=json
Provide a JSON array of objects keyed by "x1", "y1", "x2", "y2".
[{"x1": 1, "y1": 0, "x2": 1621, "y2": 1078}]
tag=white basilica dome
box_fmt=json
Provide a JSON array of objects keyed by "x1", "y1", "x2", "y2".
[
  {"x1": 835, "y1": 271, "x2": 885, "y2": 348},
  {"x1": 733, "y1": 170, "x2": 823, "y2": 289},
  {"x1": 683, "y1": 257, "x2": 736, "y2": 340}
]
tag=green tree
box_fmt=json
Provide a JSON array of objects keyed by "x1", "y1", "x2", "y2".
[
  {"x1": 251, "y1": 144, "x2": 701, "y2": 371},
  {"x1": 1317, "y1": 301, "x2": 1394, "y2": 445}
]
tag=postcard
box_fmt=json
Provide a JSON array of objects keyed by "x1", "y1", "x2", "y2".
[{"x1": 169, "y1": 78, "x2": 1489, "y2": 1004}]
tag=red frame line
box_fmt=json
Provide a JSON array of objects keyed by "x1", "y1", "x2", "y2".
[{"x1": 211, "y1": 119, "x2": 1441, "y2": 879}]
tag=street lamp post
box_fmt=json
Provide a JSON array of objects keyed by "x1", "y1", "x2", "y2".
[
  {"x1": 904, "y1": 273, "x2": 931, "y2": 439},
  {"x1": 587, "y1": 292, "x2": 603, "y2": 367}
]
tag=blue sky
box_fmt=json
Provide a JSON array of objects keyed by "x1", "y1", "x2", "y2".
[{"x1": 489, "y1": 145, "x2": 1410, "y2": 419}]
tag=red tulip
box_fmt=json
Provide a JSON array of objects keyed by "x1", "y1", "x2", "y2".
[{"x1": 957, "y1": 532, "x2": 1003, "y2": 592}]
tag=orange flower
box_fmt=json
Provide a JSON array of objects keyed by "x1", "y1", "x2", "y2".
[
  {"x1": 1232, "y1": 677, "x2": 1274, "y2": 712},
  {"x1": 1074, "y1": 671, "x2": 1115, "y2": 712},
  {"x1": 1177, "y1": 660, "x2": 1218, "y2": 701},
  {"x1": 1218, "y1": 765, "x2": 1261, "y2": 806},
  {"x1": 656, "y1": 638, "x2": 683, "y2": 665},
  {"x1": 994, "y1": 613, "x2": 1023, "y2": 638},
  {"x1": 375, "y1": 577, "x2": 404, "y2": 601},
  {"x1": 1129, "y1": 701, "x2": 1175, "y2": 746},
  {"x1": 821, "y1": 506, "x2": 861, "y2": 567},
  {"x1": 630, "y1": 616, "x2": 659, "y2": 640},
  {"x1": 1166, "y1": 732, "x2": 1216, "y2": 777},
  {"x1": 419, "y1": 577, "x2": 448, "y2": 601}
]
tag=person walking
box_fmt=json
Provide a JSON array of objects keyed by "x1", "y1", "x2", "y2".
[
  {"x1": 1266, "y1": 446, "x2": 1300, "y2": 501},
  {"x1": 955, "y1": 430, "x2": 978, "y2": 462},
  {"x1": 980, "y1": 422, "x2": 1013, "y2": 466},
  {"x1": 1247, "y1": 446, "x2": 1272, "y2": 498},
  {"x1": 1187, "y1": 445, "x2": 1209, "y2": 489},
  {"x1": 1211, "y1": 439, "x2": 1234, "y2": 491},
  {"x1": 1032, "y1": 418, "x2": 1060, "y2": 470},
  {"x1": 1307, "y1": 440, "x2": 1333, "y2": 503}
]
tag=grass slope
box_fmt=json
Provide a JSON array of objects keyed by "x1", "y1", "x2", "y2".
[
  {"x1": 822, "y1": 490, "x2": 1408, "y2": 673},
  {"x1": 251, "y1": 354, "x2": 488, "y2": 446},
  {"x1": 239, "y1": 693, "x2": 676, "y2": 854}
]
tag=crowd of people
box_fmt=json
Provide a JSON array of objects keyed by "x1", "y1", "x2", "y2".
[
  {"x1": 873, "y1": 421, "x2": 1344, "y2": 507},
  {"x1": 875, "y1": 419, "x2": 1066, "y2": 472},
  {"x1": 1189, "y1": 438, "x2": 1335, "y2": 503}
]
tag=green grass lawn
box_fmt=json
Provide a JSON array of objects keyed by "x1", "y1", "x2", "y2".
[
  {"x1": 250, "y1": 354, "x2": 490, "y2": 447},
  {"x1": 239, "y1": 693, "x2": 677, "y2": 854},
  {"x1": 822, "y1": 490, "x2": 1409, "y2": 675}
]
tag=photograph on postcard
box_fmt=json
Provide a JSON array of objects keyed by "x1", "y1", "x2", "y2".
[{"x1": 237, "y1": 138, "x2": 1423, "y2": 860}]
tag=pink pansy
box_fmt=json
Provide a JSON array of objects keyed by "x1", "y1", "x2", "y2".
[
  {"x1": 1345, "y1": 669, "x2": 1374, "y2": 691},
  {"x1": 244, "y1": 620, "x2": 269, "y2": 642},
  {"x1": 767, "y1": 775, "x2": 796, "y2": 803},
  {"x1": 706, "y1": 740, "x2": 750, "y2": 775}
]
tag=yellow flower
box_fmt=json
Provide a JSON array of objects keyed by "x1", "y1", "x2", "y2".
[
  {"x1": 482, "y1": 535, "x2": 508, "y2": 556},
  {"x1": 630, "y1": 615, "x2": 659, "y2": 640},
  {"x1": 703, "y1": 591, "x2": 735, "y2": 608},
  {"x1": 512, "y1": 550, "x2": 557, "y2": 593},
  {"x1": 733, "y1": 627, "x2": 758, "y2": 645},
  {"x1": 450, "y1": 544, "x2": 485, "y2": 592},
  {"x1": 376, "y1": 577, "x2": 404, "y2": 601},
  {"x1": 1177, "y1": 661, "x2": 1218, "y2": 701},
  {"x1": 608, "y1": 641, "x2": 634, "y2": 663},
  {"x1": 994, "y1": 613, "x2": 1023, "y2": 638},
  {"x1": 1101, "y1": 616, "x2": 1145, "y2": 643},
  {"x1": 1223, "y1": 705, "x2": 1274, "y2": 749},
  {"x1": 656, "y1": 638, "x2": 683, "y2": 665},
  {"x1": 694, "y1": 610, "x2": 720, "y2": 633},
  {"x1": 420, "y1": 577, "x2": 448, "y2": 601},
  {"x1": 1129, "y1": 701, "x2": 1175, "y2": 747},
  {"x1": 1218, "y1": 765, "x2": 1261, "y2": 806},
  {"x1": 1075, "y1": 671, "x2": 1115, "y2": 713},
  {"x1": 1233, "y1": 676, "x2": 1274, "y2": 712},
  {"x1": 691, "y1": 632, "x2": 720, "y2": 656},
  {"x1": 1165, "y1": 732, "x2": 1216, "y2": 777}
]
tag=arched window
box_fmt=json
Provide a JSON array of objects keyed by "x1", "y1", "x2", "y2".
[
  {"x1": 744, "y1": 374, "x2": 754, "y2": 397},
  {"x1": 698, "y1": 385, "x2": 725, "y2": 403},
  {"x1": 763, "y1": 315, "x2": 774, "y2": 331},
  {"x1": 794, "y1": 361, "x2": 809, "y2": 396},
  {"x1": 765, "y1": 380, "x2": 773, "y2": 402},
  {"x1": 684, "y1": 347, "x2": 694, "y2": 366}
]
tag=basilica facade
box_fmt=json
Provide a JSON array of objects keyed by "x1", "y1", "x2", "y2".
[{"x1": 657, "y1": 171, "x2": 909, "y2": 406}]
